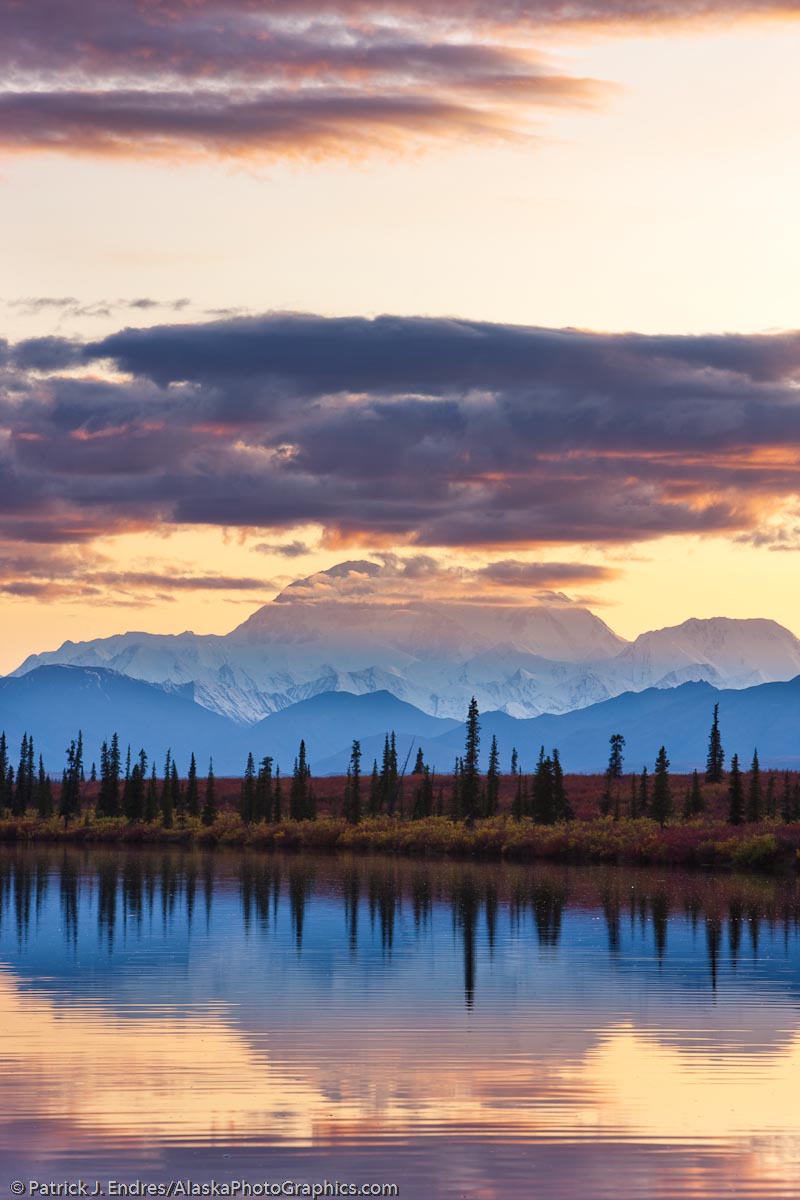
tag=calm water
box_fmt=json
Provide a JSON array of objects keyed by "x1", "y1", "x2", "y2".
[{"x1": 2, "y1": 848, "x2": 800, "y2": 1199}]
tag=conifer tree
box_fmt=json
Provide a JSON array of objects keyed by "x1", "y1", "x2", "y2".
[
  {"x1": 59, "y1": 734, "x2": 84, "y2": 826},
  {"x1": 345, "y1": 740, "x2": 362, "y2": 824},
  {"x1": 532, "y1": 746, "x2": 556, "y2": 824},
  {"x1": 13, "y1": 733, "x2": 29, "y2": 816},
  {"x1": 629, "y1": 772, "x2": 639, "y2": 819},
  {"x1": 727, "y1": 753, "x2": 744, "y2": 825},
  {"x1": 145, "y1": 764, "x2": 159, "y2": 824},
  {"x1": 36, "y1": 755, "x2": 53, "y2": 818},
  {"x1": 273, "y1": 766, "x2": 283, "y2": 822},
  {"x1": 186, "y1": 752, "x2": 200, "y2": 819},
  {"x1": 290, "y1": 740, "x2": 313, "y2": 821},
  {"x1": 171, "y1": 759, "x2": 183, "y2": 821},
  {"x1": 705, "y1": 703, "x2": 725, "y2": 783},
  {"x1": 601, "y1": 734, "x2": 625, "y2": 816},
  {"x1": 256, "y1": 756, "x2": 273, "y2": 823},
  {"x1": 764, "y1": 771, "x2": 776, "y2": 819},
  {"x1": 553, "y1": 748, "x2": 571, "y2": 821},
  {"x1": 161, "y1": 750, "x2": 174, "y2": 828},
  {"x1": 510, "y1": 747, "x2": 518, "y2": 776},
  {"x1": 512, "y1": 770, "x2": 527, "y2": 821},
  {"x1": 240, "y1": 752, "x2": 257, "y2": 823},
  {"x1": 126, "y1": 762, "x2": 144, "y2": 823},
  {"x1": 639, "y1": 766, "x2": 649, "y2": 816},
  {"x1": 651, "y1": 746, "x2": 672, "y2": 827},
  {"x1": 450, "y1": 755, "x2": 462, "y2": 820},
  {"x1": 461, "y1": 697, "x2": 481, "y2": 826},
  {"x1": 90, "y1": 762, "x2": 97, "y2": 783},
  {"x1": 412, "y1": 747, "x2": 425, "y2": 775},
  {"x1": 485, "y1": 734, "x2": 500, "y2": 817},
  {"x1": 98, "y1": 733, "x2": 121, "y2": 819},
  {"x1": 746, "y1": 749, "x2": 762, "y2": 823},
  {"x1": 202, "y1": 758, "x2": 217, "y2": 826},
  {"x1": 369, "y1": 758, "x2": 381, "y2": 816},
  {"x1": 686, "y1": 769, "x2": 704, "y2": 817},
  {"x1": 0, "y1": 731, "x2": 8, "y2": 812}
]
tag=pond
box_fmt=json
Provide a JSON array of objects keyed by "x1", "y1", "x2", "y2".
[{"x1": 1, "y1": 847, "x2": 799, "y2": 1199}]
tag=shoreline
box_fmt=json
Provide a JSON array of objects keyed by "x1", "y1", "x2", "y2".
[{"x1": 1, "y1": 812, "x2": 798, "y2": 873}]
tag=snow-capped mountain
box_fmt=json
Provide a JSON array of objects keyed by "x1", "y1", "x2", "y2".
[{"x1": 11, "y1": 562, "x2": 800, "y2": 725}]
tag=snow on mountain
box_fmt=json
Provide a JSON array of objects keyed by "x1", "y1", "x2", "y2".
[
  {"x1": 608, "y1": 617, "x2": 800, "y2": 692},
  {"x1": 10, "y1": 564, "x2": 800, "y2": 726}
]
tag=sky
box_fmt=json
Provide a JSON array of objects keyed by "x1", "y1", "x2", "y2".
[{"x1": 2, "y1": 0, "x2": 800, "y2": 671}]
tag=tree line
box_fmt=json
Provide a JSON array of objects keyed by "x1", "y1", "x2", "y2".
[
  {"x1": 0, "y1": 697, "x2": 798, "y2": 829},
  {"x1": 599, "y1": 702, "x2": 800, "y2": 826}
]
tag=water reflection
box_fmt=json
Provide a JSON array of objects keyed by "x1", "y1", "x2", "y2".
[{"x1": 2, "y1": 847, "x2": 800, "y2": 1197}]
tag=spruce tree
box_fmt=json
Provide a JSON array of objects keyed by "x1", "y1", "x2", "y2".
[
  {"x1": 171, "y1": 760, "x2": 183, "y2": 821},
  {"x1": 512, "y1": 771, "x2": 526, "y2": 822},
  {"x1": 36, "y1": 755, "x2": 53, "y2": 819},
  {"x1": 461, "y1": 697, "x2": 481, "y2": 826},
  {"x1": 369, "y1": 758, "x2": 381, "y2": 816},
  {"x1": 97, "y1": 740, "x2": 110, "y2": 817},
  {"x1": 60, "y1": 734, "x2": 84, "y2": 826},
  {"x1": 485, "y1": 734, "x2": 500, "y2": 817},
  {"x1": 145, "y1": 764, "x2": 159, "y2": 824},
  {"x1": 450, "y1": 755, "x2": 462, "y2": 820},
  {"x1": 764, "y1": 771, "x2": 777, "y2": 819},
  {"x1": 651, "y1": 746, "x2": 672, "y2": 827},
  {"x1": 273, "y1": 766, "x2": 283, "y2": 822},
  {"x1": 705, "y1": 703, "x2": 725, "y2": 783},
  {"x1": 290, "y1": 740, "x2": 313, "y2": 821},
  {"x1": 510, "y1": 747, "x2": 518, "y2": 776},
  {"x1": 727, "y1": 753, "x2": 744, "y2": 825},
  {"x1": 345, "y1": 740, "x2": 362, "y2": 824},
  {"x1": 687, "y1": 769, "x2": 704, "y2": 817},
  {"x1": 186, "y1": 752, "x2": 200, "y2": 819},
  {"x1": 639, "y1": 766, "x2": 649, "y2": 816},
  {"x1": 412, "y1": 747, "x2": 425, "y2": 775},
  {"x1": 629, "y1": 772, "x2": 639, "y2": 819},
  {"x1": 0, "y1": 732, "x2": 7, "y2": 812},
  {"x1": 532, "y1": 746, "x2": 555, "y2": 825},
  {"x1": 240, "y1": 752, "x2": 257, "y2": 823},
  {"x1": 201, "y1": 759, "x2": 217, "y2": 826},
  {"x1": 553, "y1": 748, "x2": 571, "y2": 820},
  {"x1": 13, "y1": 733, "x2": 29, "y2": 816},
  {"x1": 161, "y1": 750, "x2": 174, "y2": 828},
  {"x1": 256, "y1": 756, "x2": 273, "y2": 823},
  {"x1": 746, "y1": 749, "x2": 762, "y2": 823}
]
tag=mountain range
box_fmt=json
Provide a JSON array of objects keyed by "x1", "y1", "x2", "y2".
[
  {"x1": 2, "y1": 666, "x2": 799, "y2": 777},
  {"x1": 13, "y1": 560, "x2": 800, "y2": 726}
]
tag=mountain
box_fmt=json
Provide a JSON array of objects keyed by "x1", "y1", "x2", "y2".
[
  {"x1": 10, "y1": 561, "x2": 800, "y2": 725},
  {"x1": 0, "y1": 665, "x2": 243, "y2": 775},
  {"x1": 398, "y1": 677, "x2": 800, "y2": 776},
  {"x1": 609, "y1": 617, "x2": 800, "y2": 691},
  {"x1": 5, "y1": 665, "x2": 800, "y2": 778}
]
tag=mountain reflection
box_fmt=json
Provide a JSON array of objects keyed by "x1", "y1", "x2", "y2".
[{"x1": 3, "y1": 847, "x2": 800, "y2": 1196}]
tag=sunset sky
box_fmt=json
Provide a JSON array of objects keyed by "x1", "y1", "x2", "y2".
[{"x1": 2, "y1": 0, "x2": 800, "y2": 671}]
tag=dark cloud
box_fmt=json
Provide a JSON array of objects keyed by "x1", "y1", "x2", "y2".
[
  {"x1": 477, "y1": 560, "x2": 619, "y2": 587},
  {"x1": 254, "y1": 539, "x2": 316, "y2": 557},
  {"x1": 3, "y1": 0, "x2": 788, "y2": 161},
  {"x1": 3, "y1": 312, "x2": 800, "y2": 552},
  {"x1": 0, "y1": 0, "x2": 619, "y2": 161}
]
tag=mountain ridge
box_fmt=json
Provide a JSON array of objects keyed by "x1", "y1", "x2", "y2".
[{"x1": 10, "y1": 562, "x2": 800, "y2": 727}]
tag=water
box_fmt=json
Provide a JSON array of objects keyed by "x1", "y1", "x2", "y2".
[{"x1": 1, "y1": 847, "x2": 800, "y2": 1199}]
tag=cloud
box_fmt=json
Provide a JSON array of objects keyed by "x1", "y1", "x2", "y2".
[
  {"x1": 272, "y1": 554, "x2": 614, "y2": 603},
  {"x1": 254, "y1": 539, "x2": 316, "y2": 557},
  {"x1": 5, "y1": 0, "x2": 791, "y2": 163},
  {"x1": 3, "y1": 312, "x2": 800, "y2": 560}
]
